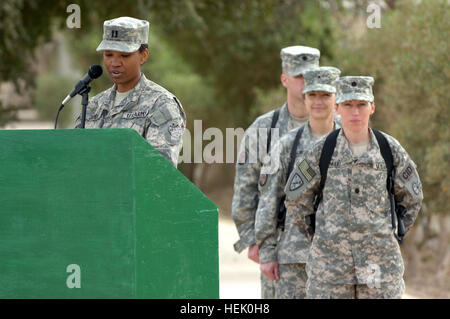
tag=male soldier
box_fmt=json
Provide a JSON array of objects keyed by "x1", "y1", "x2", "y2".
[
  {"x1": 75, "y1": 17, "x2": 186, "y2": 167},
  {"x1": 284, "y1": 76, "x2": 423, "y2": 298},
  {"x1": 232, "y1": 46, "x2": 320, "y2": 298},
  {"x1": 256, "y1": 67, "x2": 341, "y2": 298}
]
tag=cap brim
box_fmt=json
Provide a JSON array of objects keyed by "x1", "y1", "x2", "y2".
[
  {"x1": 286, "y1": 65, "x2": 318, "y2": 77},
  {"x1": 336, "y1": 93, "x2": 374, "y2": 104},
  {"x1": 303, "y1": 84, "x2": 336, "y2": 94},
  {"x1": 96, "y1": 40, "x2": 140, "y2": 53}
]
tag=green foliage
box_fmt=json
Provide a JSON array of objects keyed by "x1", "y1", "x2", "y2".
[
  {"x1": 63, "y1": 25, "x2": 216, "y2": 131},
  {"x1": 249, "y1": 86, "x2": 285, "y2": 122},
  {"x1": 144, "y1": 31, "x2": 216, "y2": 129},
  {"x1": 0, "y1": 107, "x2": 17, "y2": 127},
  {"x1": 1, "y1": 0, "x2": 337, "y2": 129},
  {"x1": 33, "y1": 73, "x2": 77, "y2": 128},
  {"x1": 0, "y1": 0, "x2": 143, "y2": 125},
  {"x1": 333, "y1": 0, "x2": 450, "y2": 214},
  {"x1": 151, "y1": 0, "x2": 337, "y2": 128}
]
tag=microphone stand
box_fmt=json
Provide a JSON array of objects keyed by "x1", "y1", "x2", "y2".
[{"x1": 79, "y1": 85, "x2": 91, "y2": 129}]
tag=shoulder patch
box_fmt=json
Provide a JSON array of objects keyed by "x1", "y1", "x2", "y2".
[
  {"x1": 289, "y1": 173, "x2": 304, "y2": 191},
  {"x1": 411, "y1": 181, "x2": 422, "y2": 196},
  {"x1": 399, "y1": 159, "x2": 423, "y2": 200},
  {"x1": 399, "y1": 162, "x2": 414, "y2": 182},
  {"x1": 168, "y1": 120, "x2": 184, "y2": 139}
]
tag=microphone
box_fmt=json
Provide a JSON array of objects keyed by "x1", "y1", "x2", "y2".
[
  {"x1": 55, "y1": 64, "x2": 102, "y2": 129},
  {"x1": 61, "y1": 64, "x2": 103, "y2": 105}
]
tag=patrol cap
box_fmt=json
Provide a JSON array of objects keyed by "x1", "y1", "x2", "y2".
[
  {"x1": 280, "y1": 46, "x2": 320, "y2": 76},
  {"x1": 335, "y1": 76, "x2": 375, "y2": 104},
  {"x1": 96, "y1": 17, "x2": 149, "y2": 53},
  {"x1": 303, "y1": 66, "x2": 341, "y2": 94}
]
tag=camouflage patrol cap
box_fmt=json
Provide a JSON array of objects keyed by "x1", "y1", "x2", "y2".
[
  {"x1": 96, "y1": 17, "x2": 149, "y2": 53},
  {"x1": 303, "y1": 66, "x2": 341, "y2": 94},
  {"x1": 280, "y1": 46, "x2": 320, "y2": 76},
  {"x1": 335, "y1": 76, "x2": 375, "y2": 104}
]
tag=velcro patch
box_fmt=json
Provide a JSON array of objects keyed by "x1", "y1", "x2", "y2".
[
  {"x1": 289, "y1": 173, "x2": 304, "y2": 191},
  {"x1": 399, "y1": 160, "x2": 423, "y2": 201},
  {"x1": 400, "y1": 163, "x2": 414, "y2": 182},
  {"x1": 298, "y1": 160, "x2": 316, "y2": 182},
  {"x1": 412, "y1": 181, "x2": 422, "y2": 195},
  {"x1": 168, "y1": 120, "x2": 183, "y2": 139}
]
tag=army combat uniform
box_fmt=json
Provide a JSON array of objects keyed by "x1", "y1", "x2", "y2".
[
  {"x1": 75, "y1": 73, "x2": 185, "y2": 167},
  {"x1": 75, "y1": 17, "x2": 186, "y2": 167},
  {"x1": 232, "y1": 46, "x2": 320, "y2": 298},
  {"x1": 255, "y1": 67, "x2": 341, "y2": 299},
  {"x1": 284, "y1": 77, "x2": 423, "y2": 299}
]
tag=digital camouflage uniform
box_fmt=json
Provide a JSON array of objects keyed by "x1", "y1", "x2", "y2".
[
  {"x1": 255, "y1": 67, "x2": 341, "y2": 299},
  {"x1": 284, "y1": 77, "x2": 423, "y2": 299},
  {"x1": 75, "y1": 17, "x2": 186, "y2": 167},
  {"x1": 232, "y1": 46, "x2": 320, "y2": 298},
  {"x1": 232, "y1": 103, "x2": 308, "y2": 298},
  {"x1": 75, "y1": 74, "x2": 185, "y2": 167}
]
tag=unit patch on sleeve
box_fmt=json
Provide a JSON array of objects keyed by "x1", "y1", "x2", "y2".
[
  {"x1": 399, "y1": 159, "x2": 423, "y2": 201},
  {"x1": 289, "y1": 173, "x2": 304, "y2": 191}
]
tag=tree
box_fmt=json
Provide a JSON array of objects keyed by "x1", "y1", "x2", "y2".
[
  {"x1": 150, "y1": 0, "x2": 337, "y2": 128},
  {"x1": 334, "y1": 0, "x2": 449, "y2": 216},
  {"x1": 0, "y1": 0, "x2": 142, "y2": 123}
]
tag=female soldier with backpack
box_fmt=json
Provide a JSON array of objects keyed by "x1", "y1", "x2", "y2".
[{"x1": 284, "y1": 76, "x2": 423, "y2": 299}]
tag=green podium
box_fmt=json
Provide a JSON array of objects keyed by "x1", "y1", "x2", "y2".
[{"x1": 0, "y1": 129, "x2": 218, "y2": 298}]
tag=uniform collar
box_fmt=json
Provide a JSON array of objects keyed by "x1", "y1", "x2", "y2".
[
  {"x1": 356, "y1": 128, "x2": 382, "y2": 164},
  {"x1": 102, "y1": 73, "x2": 148, "y2": 117},
  {"x1": 336, "y1": 128, "x2": 381, "y2": 164},
  {"x1": 306, "y1": 117, "x2": 341, "y2": 139}
]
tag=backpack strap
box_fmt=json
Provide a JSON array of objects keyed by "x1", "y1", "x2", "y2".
[
  {"x1": 286, "y1": 126, "x2": 305, "y2": 179},
  {"x1": 276, "y1": 125, "x2": 304, "y2": 231},
  {"x1": 372, "y1": 129, "x2": 394, "y2": 181},
  {"x1": 306, "y1": 128, "x2": 341, "y2": 234},
  {"x1": 316, "y1": 128, "x2": 341, "y2": 205},
  {"x1": 372, "y1": 129, "x2": 405, "y2": 240},
  {"x1": 267, "y1": 108, "x2": 281, "y2": 153}
]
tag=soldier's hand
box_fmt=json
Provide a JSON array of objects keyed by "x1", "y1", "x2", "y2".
[
  {"x1": 247, "y1": 244, "x2": 260, "y2": 263},
  {"x1": 260, "y1": 262, "x2": 280, "y2": 281}
]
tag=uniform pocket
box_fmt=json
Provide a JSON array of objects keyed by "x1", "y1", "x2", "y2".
[{"x1": 364, "y1": 178, "x2": 390, "y2": 226}]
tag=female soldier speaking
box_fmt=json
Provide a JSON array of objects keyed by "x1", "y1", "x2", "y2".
[{"x1": 284, "y1": 76, "x2": 423, "y2": 299}]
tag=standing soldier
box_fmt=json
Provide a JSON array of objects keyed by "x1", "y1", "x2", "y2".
[
  {"x1": 75, "y1": 17, "x2": 186, "y2": 167},
  {"x1": 256, "y1": 67, "x2": 341, "y2": 299},
  {"x1": 232, "y1": 45, "x2": 320, "y2": 298},
  {"x1": 284, "y1": 76, "x2": 423, "y2": 298}
]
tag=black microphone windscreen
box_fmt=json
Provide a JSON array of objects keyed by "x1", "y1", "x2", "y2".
[{"x1": 88, "y1": 64, "x2": 103, "y2": 79}]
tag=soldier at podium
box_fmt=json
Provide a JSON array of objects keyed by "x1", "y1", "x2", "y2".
[{"x1": 75, "y1": 17, "x2": 186, "y2": 167}]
